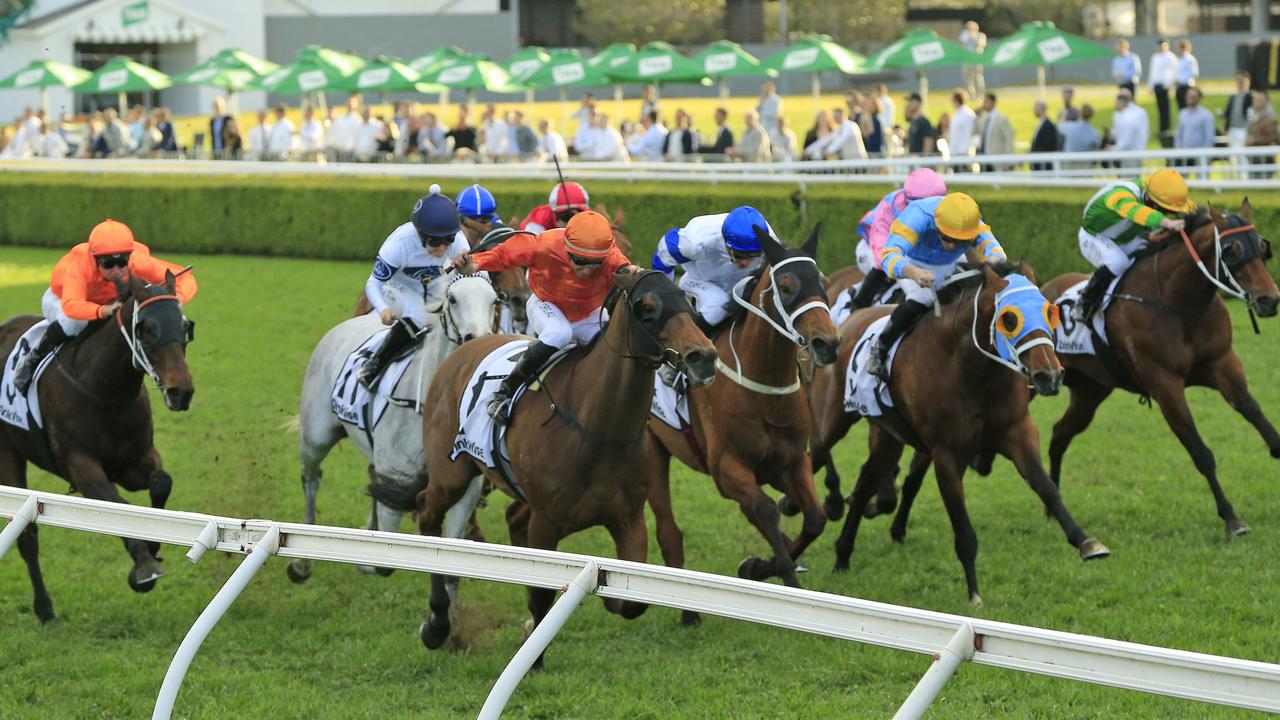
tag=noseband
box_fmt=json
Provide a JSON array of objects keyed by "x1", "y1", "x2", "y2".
[{"x1": 115, "y1": 293, "x2": 181, "y2": 391}]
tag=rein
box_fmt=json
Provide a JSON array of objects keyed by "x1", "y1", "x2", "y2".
[{"x1": 721, "y1": 256, "x2": 829, "y2": 394}]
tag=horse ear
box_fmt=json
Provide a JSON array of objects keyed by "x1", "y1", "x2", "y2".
[
  {"x1": 1016, "y1": 257, "x2": 1037, "y2": 284},
  {"x1": 1207, "y1": 202, "x2": 1225, "y2": 225},
  {"x1": 981, "y1": 263, "x2": 1008, "y2": 291},
  {"x1": 164, "y1": 268, "x2": 177, "y2": 293},
  {"x1": 800, "y1": 222, "x2": 821, "y2": 259},
  {"x1": 1241, "y1": 196, "x2": 1253, "y2": 221},
  {"x1": 613, "y1": 205, "x2": 626, "y2": 227},
  {"x1": 613, "y1": 266, "x2": 643, "y2": 294},
  {"x1": 127, "y1": 272, "x2": 146, "y2": 299},
  {"x1": 755, "y1": 225, "x2": 785, "y2": 264}
]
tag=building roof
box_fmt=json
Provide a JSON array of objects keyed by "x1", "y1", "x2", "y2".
[{"x1": 11, "y1": 0, "x2": 227, "y2": 43}]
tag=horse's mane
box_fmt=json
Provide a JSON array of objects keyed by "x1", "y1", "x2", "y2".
[{"x1": 934, "y1": 260, "x2": 1022, "y2": 306}]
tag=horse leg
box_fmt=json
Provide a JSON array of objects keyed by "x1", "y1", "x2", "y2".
[
  {"x1": 1049, "y1": 375, "x2": 1112, "y2": 489},
  {"x1": 1149, "y1": 375, "x2": 1248, "y2": 537},
  {"x1": 781, "y1": 459, "x2": 827, "y2": 565},
  {"x1": 113, "y1": 448, "x2": 170, "y2": 558},
  {"x1": 814, "y1": 413, "x2": 856, "y2": 521},
  {"x1": 889, "y1": 450, "x2": 932, "y2": 544},
  {"x1": 1, "y1": 443, "x2": 53, "y2": 623},
  {"x1": 505, "y1": 500, "x2": 531, "y2": 546},
  {"x1": 287, "y1": 428, "x2": 335, "y2": 584},
  {"x1": 713, "y1": 455, "x2": 800, "y2": 587},
  {"x1": 1002, "y1": 418, "x2": 1110, "y2": 561},
  {"x1": 357, "y1": 497, "x2": 405, "y2": 576},
  {"x1": 416, "y1": 462, "x2": 477, "y2": 651},
  {"x1": 524, "y1": 510, "x2": 563, "y2": 671},
  {"x1": 862, "y1": 459, "x2": 900, "y2": 519},
  {"x1": 833, "y1": 426, "x2": 902, "y2": 572},
  {"x1": 65, "y1": 453, "x2": 163, "y2": 593},
  {"x1": 605, "y1": 509, "x2": 650, "y2": 621},
  {"x1": 647, "y1": 450, "x2": 699, "y2": 626},
  {"x1": 931, "y1": 450, "x2": 983, "y2": 605},
  {"x1": 1210, "y1": 352, "x2": 1280, "y2": 458}
]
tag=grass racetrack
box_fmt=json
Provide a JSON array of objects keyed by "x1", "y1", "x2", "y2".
[{"x1": 1, "y1": 245, "x2": 1279, "y2": 718}]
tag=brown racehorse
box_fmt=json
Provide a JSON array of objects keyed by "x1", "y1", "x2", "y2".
[
  {"x1": 825, "y1": 266, "x2": 864, "y2": 307},
  {"x1": 416, "y1": 269, "x2": 716, "y2": 665},
  {"x1": 812, "y1": 261, "x2": 1109, "y2": 604},
  {"x1": 0, "y1": 273, "x2": 195, "y2": 622},
  {"x1": 1042, "y1": 202, "x2": 1280, "y2": 537},
  {"x1": 647, "y1": 226, "x2": 839, "y2": 609}
]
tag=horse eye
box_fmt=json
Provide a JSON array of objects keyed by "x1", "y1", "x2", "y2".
[{"x1": 449, "y1": 296, "x2": 457, "y2": 305}]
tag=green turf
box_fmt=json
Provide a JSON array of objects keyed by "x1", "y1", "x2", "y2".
[{"x1": 1, "y1": 246, "x2": 1278, "y2": 719}]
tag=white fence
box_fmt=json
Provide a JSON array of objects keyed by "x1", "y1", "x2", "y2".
[
  {"x1": 2, "y1": 145, "x2": 1278, "y2": 192},
  {"x1": 3, "y1": 486, "x2": 1280, "y2": 719}
]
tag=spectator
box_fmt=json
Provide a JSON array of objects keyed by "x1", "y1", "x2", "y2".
[
  {"x1": 393, "y1": 101, "x2": 417, "y2": 158},
  {"x1": 299, "y1": 105, "x2": 326, "y2": 158},
  {"x1": 1060, "y1": 103, "x2": 1102, "y2": 153},
  {"x1": 570, "y1": 93, "x2": 596, "y2": 126},
  {"x1": 222, "y1": 117, "x2": 243, "y2": 160},
  {"x1": 101, "y1": 107, "x2": 136, "y2": 157},
  {"x1": 757, "y1": 81, "x2": 782, "y2": 148},
  {"x1": 904, "y1": 93, "x2": 936, "y2": 156},
  {"x1": 417, "y1": 112, "x2": 449, "y2": 158},
  {"x1": 859, "y1": 95, "x2": 883, "y2": 156},
  {"x1": 664, "y1": 108, "x2": 698, "y2": 160},
  {"x1": 374, "y1": 114, "x2": 399, "y2": 155},
  {"x1": 802, "y1": 110, "x2": 832, "y2": 155},
  {"x1": 1174, "y1": 39, "x2": 1199, "y2": 110},
  {"x1": 266, "y1": 103, "x2": 295, "y2": 159},
  {"x1": 537, "y1": 118, "x2": 567, "y2": 162},
  {"x1": 640, "y1": 84, "x2": 660, "y2": 120},
  {"x1": 588, "y1": 112, "x2": 629, "y2": 162},
  {"x1": 479, "y1": 104, "x2": 510, "y2": 158},
  {"x1": 247, "y1": 110, "x2": 271, "y2": 161},
  {"x1": 700, "y1": 107, "x2": 735, "y2": 157},
  {"x1": 126, "y1": 105, "x2": 145, "y2": 148},
  {"x1": 1111, "y1": 88, "x2": 1150, "y2": 166},
  {"x1": 1029, "y1": 100, "x2": 1059, "y2": 171},
  {"x1": 137, "y1": 113, "x2": 165, "y2": 157},
  {"x1": 633, "y1": 110, "x2": 667, "y2": 161},
  {"x1": 934, "y1": 113, "x2": 951, "y2": 160},
  {"x1": 975, "y1": 93, "x2": 1013, "y2": 168},
  {"x1": 573, "y1": 108, "x2": 598, "y2": 158},
  {"x1": 149, "y1": 108, "x2": 175, "y2": 153},
  {"x1": 512, "y1": 111, "x2": 538, "y2": 158},
  {"x1": 773, "y1": 117, "x2": 798, "y2": 162},
  {"x1": 33, "y1": 121, "x2": 69, "y2": 158},
  {"x1": 845, "y1": 90, "x2": 863, "y2": 119},
  {"x1": 354, "y1": 107, "x2": 384, "y2": 160},
  {"x1": 446, "y1": 105, "x2": 477, "y2": 157},
  {"x1": 1245, "y1": 90, "x2": 1277, "y2": 179},
  {"x1": 328, "y1": 94, "x2": 363, "y2": 160},
  {"x1": 1058, "y1": 86, "x2": 1080, "y2": 123},
  {"x1": 1222, "y1": 72, "x2": 1253, "y2": 174},
  {"x1": 948, "y1": 89, "x2": 977, "y2": 161},
  {"x1": 209, "y1": 96, "x2": 230, "y2": 154},
  {"x1": 958, "y1": 20, "x2": 987, "y2": 98},
  {"x1": 1148, "y1": 38, "x2": 1176, "y2": 137},
  {"x1": 1174, "y1": 87, "x2": 1215, "y2": 175},
  {"x1": 1111, "y1": 39, "x2": 1141, "y2": 95},
  {"x1": 737, "y1": 110, "x2": 771, "y2": 162},
  {"x1": 875, "y1": 83, "x2": 896, "y2": 135}
]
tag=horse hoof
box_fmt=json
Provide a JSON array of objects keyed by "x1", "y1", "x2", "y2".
[
  {"x1": 374, "y1": 566, "x2": 395, "y2": 577},
  {"x1": 777, "y1": 495, "x2": 801, "y2": 517},
  {"x1": 1227, "y1": 520, "x2": 1251, "y2": 538},
  {"x1": 970, "y1": 594, "x2": 984, "y2": 608},
  {"x1": 356, "y1": 564, "x2": 379, "y2": 575},
  {"x1": 737, "y1": 557, "x2": 770, "y2": 581},
  {"x1": 890, "y1": 527, "x2": 907, "y2": 544},
  {"x1": 680, "y1": 610, "x2": 702, "y2": 627},
  {"x1": 128, "y1": 561, "x2": 165, "y2": 593},
  {"x1": 286, "y1": 560, "x2": 312, "y2": 584},
  {"x1": 823, "y1": 495, "x2": 845, "y2": 522},
  {"x1": 832, "y1": 559, "x2": 850, "y2": 574},
  {"x1": 420, "y1": 618, "x2": 451, "y2": 650},
  {"x1": 1079, "y1": 538, "x2": 1111, "y2": 560},
  {"x1": 35, "y1": 603, "x2": 56, "y2": 625}
]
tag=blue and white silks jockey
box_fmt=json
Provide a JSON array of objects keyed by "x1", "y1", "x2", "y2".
[
  {"x1": 651, "y1": 206, "x2": 777, "y2": 329},
  {"x1": 867, "y1": 192, "x2": 1008, "y2": 379}
]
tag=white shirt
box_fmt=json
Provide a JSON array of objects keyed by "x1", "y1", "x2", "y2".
[
  {"x1": 482, "y1": 118, "x2": 511, "y2": 156},
  {"x1": 539, "y1": 130, "x2": 567, "y2": 161},
  {"x1": 948, "y1": 104, "x2": 977, "y2": 155},
  {"x1": 589, "y1": 126, "x2": 629, "y2": 162},
  {"x1": 266, "y1": 118, "x2": 295, "y2": 154},
  {"x1": 654, "y1": 213, "x2": 775, "y2": 290},
  {"x1": 366, "y1": 221, "x2": 471, "y2": 313},
  {"x1": 248, "y1": 124, "x2": 270, "y2": 158},
  {"x1": 328, "y1": 112, "x2": 362, "y2": 152},
  {"x1": 22, "y1": 116, "x2": 42, "y2": 155},
  {"x1": 573, "y1": 122, "x2": 596, "y2": 158},
  {"x1": 635, "y1": 123, "x2": 668, "y2": 161},
  {"x1": 299, "y1": 119, "x2": 325, "y2": 152},
  {"x1": 1148, "y1": 50, "x2": 1177, "y2": 89},
  {"x1": 35, "y1": 132, "x2": 68, "y2": 158},
  {"x1": 1175, "y1": 54, "x2": 1198, "y2": 86},
  {"x1": 354, "y1": 119, "x2": 383, "y2": 157},
  {"x1": 417, "y1": 125, "x2": 447, "y2": 156},
  {"x1": 1112, "y1": 105, "x2": 1150, "y2": 151},
  {"x1": 757, "y1": 94, "x2": 781, "y2": 128},
  {"x1": 806, "y1": 119, "x2": 865, "y2": 159},
  {"x1": 878, "y1": 94, "x2": 896, "y2": 132}
]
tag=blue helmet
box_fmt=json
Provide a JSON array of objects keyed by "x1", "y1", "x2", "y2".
[
  {"x1": 455, "y1": 184, "x2": 497, "y2": 221},
  {"x1": 412, "y1": 184, "x2": 460, "y2": 237},
  {"x1": 721, "y1": 206, "x2": 768, "y2": 253}
]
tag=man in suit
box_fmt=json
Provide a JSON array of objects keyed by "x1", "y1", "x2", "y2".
[
  {"x1": 1222, "y1": 72, "x2": 1253, "y2": 175},
  {"x1": 1030, "y1": 100, "x2": 1060, "y2": 171},
  {"x1": 209, "y1": 97, "x2": 229, "y2": 155},
  {"x1": 699, "y1": 107, "x2": 735, "y2": 158},
  {"x1": 976, "y1": 92, "x2": 1014, "y2": 171}
]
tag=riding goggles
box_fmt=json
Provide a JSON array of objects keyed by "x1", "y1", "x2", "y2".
[
  {"x1": 418, "y1": 230, "x2": 455, "y2": 248},
  {"x1": 567, "y1": 252, "x2": 604, "y2": 268},
  {"x1": 95, "y1": 253, "x2": 132, "y2": 269}
]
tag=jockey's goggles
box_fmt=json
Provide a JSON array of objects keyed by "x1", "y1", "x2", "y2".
[
  {"x1": 418, "y1": 230, "x2": 456, "y2": 248},
  {"x1": 939, "y1": 233, "x2": 976, "y2": 247},
  {"x1": 95, "y1": 252, "x2": 132, "y2": 269},
  {"x1": 461, "y1": 213, "x2": 496, "y2": 224},
  {"x1": 727, "y1": 246, "x2": 762, "y2": 263},
  {"x1": 567, "y1": 252, "x2": 604, "y2": 268},
  {"x1": 554, "y1": 208, "x2": 583, "y2": 224}
]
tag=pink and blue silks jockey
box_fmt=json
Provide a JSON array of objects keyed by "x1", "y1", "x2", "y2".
[{"x1": 846, "y1": 168, "x2": 948, "y2": 311}]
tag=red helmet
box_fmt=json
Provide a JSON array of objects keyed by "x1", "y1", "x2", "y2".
[{"x1": 548, "y1": 182, "x2": 589, "y2": 212}]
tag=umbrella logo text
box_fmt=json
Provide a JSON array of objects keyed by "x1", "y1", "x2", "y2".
[
  {"x1": 358, "y1": 68, "x2": 392, "y2": 88},
  {"x1": 704, "y1": 52, "x2": 737, "y2": 74},
  {"x1": 1036, "y1": 37, "x2": 1072, "y2": 63},
  {"x1": 509, "y1": 59, "x2": 543, "y2": 79},
  {"x1": 438, "y1": 65, "x2": 474, "y2": 84},
  {"x1": 910, "y1": 42, "x2": 944, "y2": 65},
  {"x1": 99, "y1": 69, "x2": 129, "y2": 91},
  {"x1": 638, "y1": 56, "x2": 672, "y2": 77},
  {"x1": 783, "y1": 48, "x2": 818, "y2": 70},
  {"x1": 993, "y1": 39, "x2": 1026, "y2": 65},
  {"x1": 15, "y1": 69, "x2": 43, "y2": 87},
  {"x1": 552, "y1": 63, "x2": 586, "y2": 85},
  {"x1": 298, "y1": 70, "x2": 327, "y2": 91}
]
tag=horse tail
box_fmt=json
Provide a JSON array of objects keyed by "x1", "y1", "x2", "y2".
[{"x1": 280, "y1": 414, "x2": 301, "y2": 434}]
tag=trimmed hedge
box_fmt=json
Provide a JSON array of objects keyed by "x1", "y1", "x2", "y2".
[{"x1": 1, "y1": 171, "x2": 1276, "y2": 283}]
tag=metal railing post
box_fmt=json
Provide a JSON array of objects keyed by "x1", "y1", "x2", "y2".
[
  {"x1": 893, "y1": 622, "x2": 976, "y2": 720},
  {"x1": 152, "y1": 524, "x2": 279, "y2": 720},
  {"x1": 478, "y1": 560, "x2": 599, "y2": 720},
  {"x1": 0, "y1": 494, "x2": 38, "y2": 559}
]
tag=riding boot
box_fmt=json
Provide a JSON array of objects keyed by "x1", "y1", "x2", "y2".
[
  {"x1": 13, "y1": 323, "x2": 68, "y2": 394},
  {"x1": 866, "y1": 300, "x2": 929, "y2": 381},
  {"x1": 488, "y1": 340, "x2": 558, "y2": 424},
  {"x1": 1070, "y1": 266, "x2": 1116, "y2": 323},
  {"x1": 358, "y1": 319, "x2": 418, "y2": 389},
  {"x1": 850, "y1": 268, "x2": 891, "y2": 310}
]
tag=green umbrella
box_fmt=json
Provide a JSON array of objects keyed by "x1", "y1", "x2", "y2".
[
  {"x1": 761, "y1": 35, "x2": 864, "y2": 111},
  {"x1": 866, "y1": 29, "x2": 982, "y2": 114},
  {"x1": 332, "y1": 55, "x2": 443, "y2": 95},
  {"x1": 256, "y1": 45, "x2": 364, "y2": 96},
  {"x1": 420, "y1": 54, "x2": 525, "y2": 102},
  {"x1": 0, "y1": 59, "x2": 92, "y2": 114},
  {"x1": 407, "y1": 46, "x2": 468, "y2": 75},
  {"x1": 983, "y1": 21, "x2": 1113, "y2": 99},
  {"x1": 587, "y1": 42, "x2": 636, "y2": 114},
  {"x1": 504, "y1": 46, "x2": 552, "y2": 105},
  {"x1": 519, "y1": 50, "x2": 613, "y2": 128},
  {"x1": 73, "y1": 56, "x2": 171, "y2": 112},
  {"x1": 692, "y1": 40, "x2": 777, "y2": 99},
  {"x1": 604, "y1": 41, "x2": 708, "y2": 85},
  {"x1": 170, "y1": 49, "x2": 278, "y2": 92}
]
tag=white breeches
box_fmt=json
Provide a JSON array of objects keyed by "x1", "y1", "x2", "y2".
[
  {"x1": 377, "y1": 281, "x2": 430, "y2": 328},
  {"x1": 41, "y1": 288, "x2": 89, "y2": 335},
  {"x1": 855, "y1": 239, "x2": 874, "y2": 275},
  {"x1": 891, "y1": 260, "x2": 959, "y2": 306},
  {"x1": 527, "y1": 293, "x2": 607, "y2": 349},
  {"x1": 1078, "y1": 228, "x2": 1147, "y2": 276},
  {"x1": 679, "y1": 275, "x2": 733, "y2": 326}
]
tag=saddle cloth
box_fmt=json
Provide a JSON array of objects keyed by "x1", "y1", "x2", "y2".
[
  {"x1": 844, "y1": 316, "x2": 905, "y2": 418},
  {"x1": 452, "y1": 340, "x2": 532, "y2": 469},
  {"x1": 650, "y1": 375, "x2": 692, "y2": 431},
  {"x1": 0, "y1": 321, "x2": 57, "y2": 431},
  {"x1": 831, "y1": 283, "x2": 901, "y2": 328},
  {"x1": 330, "y1": 328, "x2": 416, "y2": 431},
  {"x1": 1053, "y1": 271, "x2": 1123, "y2": 357}
]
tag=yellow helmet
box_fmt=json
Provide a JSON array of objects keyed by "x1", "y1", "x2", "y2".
[
  {"x1": 935, "y1": 192, "x2": 982, "y2": 242},
  {"x1": 1143, "y1": 168, "x2": 1195, "y2": 214}
]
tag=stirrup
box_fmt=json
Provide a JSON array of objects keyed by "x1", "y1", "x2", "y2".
[
  {"x1": 866, "y1": 344, "x2": 890, "y2": 380},
  {"x1": 487, "y1": 393, "x2": 513, "y2": 424},
  {"x1": 357, "y1": 362, "x2": 381, "y2": 389},
  {"x1": 12, "y1": 361, "x2": 36, "y2": 394}
]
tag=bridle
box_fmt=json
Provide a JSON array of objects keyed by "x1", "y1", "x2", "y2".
[
  {"x1": 115, "y1": 293, "x2": 184, "y2": 391},
  {"x1": 609, "y1": 270, "x2": 693, "y2": 370},
  {"x1": 969, "y1": 281, "x2": 1056, "y2": 379},
  {"x1": 722, "y1": 255, "x2": 830, "y2": 394},
  {"x1": 434, "y1": 272, "x2": 499, "y2": 347}
]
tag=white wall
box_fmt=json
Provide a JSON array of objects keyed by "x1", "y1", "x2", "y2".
[
  {"x1": 170, "y1": 0, "x2": 268, "y2": 116},
  {"x1": 264, "y1": 0, "x2": 499, "y2": 16},
  {"x1": 0, "y1": 36, "x2": 78, "y2": 119}
]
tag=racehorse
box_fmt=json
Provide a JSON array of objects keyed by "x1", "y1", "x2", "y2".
[
  {"x1": 1041, "y1": 201, "x2": 1280, "y2": 537},
  {"x1": 811, "y1": 261, "x2": 1109, "y2": 604},
  {"x1": 288, "y1": 274, "x2": 500, "y2": 583},
  {"x1": 0, "y1": 273, "x2": 195, "y2": 622},
  {"x1": 647, "y1": 226, "x2": 839, "y2": 610},
  {"x1": 416, "y1": 269, "x2": 716, "y2": 665}
]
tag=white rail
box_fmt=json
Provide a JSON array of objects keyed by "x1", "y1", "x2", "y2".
[
  {"x1": 3, "y1": 485, "x2": 1280, "y2": 718},
  {"x1": 1, "y1": 145, "x2": 1277, "y2": 191}
]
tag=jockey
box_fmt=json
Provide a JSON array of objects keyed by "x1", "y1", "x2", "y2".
[
  {"x1": 517, "y1": 181, "x2": 590, "y2": 234},
  {"x1": 848, "y1": 168, "x2": 948, "y2": 311},
  {"x1": 651, "y1": 206, "x2": 774, "y2": 331},
  {"x1": 455, "y1": 183, "x2": 504, "y2": 243},
  {"x1": 1071, "y1": 168, "x2": 1193, "y2": 323},
  {"x1": 866, "y1": 192, "x2": 1007, "y2": 379},
  {"x1": 359, "y1": 184, "x2": 469, "y2": 387},
  {"x1": 448, "y1": 210, "x2": 638, "y2": 422},
  {"x1": 13, "y1": 218, "x2": 198, "y2": 393}
]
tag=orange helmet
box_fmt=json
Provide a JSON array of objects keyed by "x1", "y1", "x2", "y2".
[
  {"x1": 87, "y1": 219, "x2": 136, "y2": 256},
  {"x1": 562, "y1": 210, "x2": 614, "y2": 258}
]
